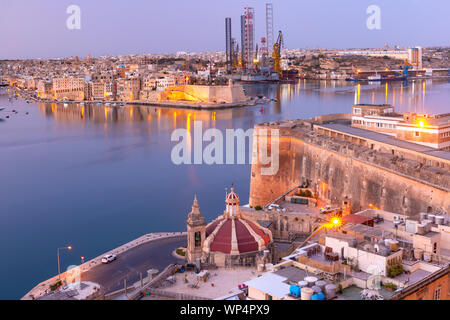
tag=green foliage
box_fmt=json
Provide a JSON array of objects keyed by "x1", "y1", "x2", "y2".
[
  {"x1": 176, "y1": 248, "x2": 186, "y2": 257},
  {"x1": 254, "y1": 205, "x2": 263, "y2": 211},
  {"x1": 387, "y1": 264, "x2": 403, "y2": 278},
  {"x1": 49, "y1": 280, "x2": 62, "y2": 292},
  {"x1": 383, "y1": 283, "x2": 398, "y2": 291}
]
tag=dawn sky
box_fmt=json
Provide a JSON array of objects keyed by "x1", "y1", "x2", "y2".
[{"x1": 0, "y1": 0, "x2": 449, "y2": 59}]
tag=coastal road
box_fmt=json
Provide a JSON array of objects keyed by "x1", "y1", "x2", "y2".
[{"x1": 81, "y1": 235, "x2": 186, "y2": 294}]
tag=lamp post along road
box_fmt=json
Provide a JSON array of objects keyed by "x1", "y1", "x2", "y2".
[{"x1": 57, "y1": 246, "x2": 72, "y2": 280}]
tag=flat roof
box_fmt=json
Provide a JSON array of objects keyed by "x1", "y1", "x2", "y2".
[
  {"x1": 343, "y1": 223, "x2": 393, "y2": 239},
  {"x1": 274, "y1": 266, "x2": 308, "y2": 283},
  {"x1": 315, "y1": 123, "x2": 450, "y2": 162},
  {"x1": 244, "y1": 273, "x2": 291, "y2": 299}
]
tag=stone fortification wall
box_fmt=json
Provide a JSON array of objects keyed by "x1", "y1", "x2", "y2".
[
  {"x1": 249, "y1": 121, "x2": 450, "y2": 217},
  {"x1": 159, "y1": 84, "x2": 247, "y2": 104}
]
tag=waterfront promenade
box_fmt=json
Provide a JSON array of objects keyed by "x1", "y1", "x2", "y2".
[{"x1": 22, "y1": 232, "x2": 187, "y2": 300}]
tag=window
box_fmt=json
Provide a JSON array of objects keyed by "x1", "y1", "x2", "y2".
[
  {"x1": 194, "y1": 232, "x2": 201, "y2": 247},
  {"x1": 415, "y1": 131, "x2": 420, "y2": 137},
  {"x1": 434, "y1": 288, "x2": 441, "y2": 300},
  {"x1": 433, "y1": 242, "x2": 437, "y2": 254},
  {"x1": 353, "y1": 108, "x2": 361, "y2": 115}
]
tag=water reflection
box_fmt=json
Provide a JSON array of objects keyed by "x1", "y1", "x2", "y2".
[{"x1": 35, "y1": 78, "x2": 449, "y2": 132}]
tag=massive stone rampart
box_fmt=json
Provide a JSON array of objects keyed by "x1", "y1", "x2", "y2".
[
  {"x1": 159, "y1": 84, "x2": 247, "y2": 104},
  {"x1": 249, "y1": 121, "x2": 450, "y2": 217}
]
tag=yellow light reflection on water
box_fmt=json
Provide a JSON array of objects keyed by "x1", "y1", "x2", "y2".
[
  {"x1": 357, "y1": 83, "x2": 360, "y2": 104},
  {"x1": 385, "y1": 82, "x2": 388, "y2": 104},
  {"x1": 187, "y1": 113, "x2": 191, "y2": 132}
]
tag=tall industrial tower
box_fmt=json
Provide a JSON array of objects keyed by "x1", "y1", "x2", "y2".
[
  {"x1": 225, "y1": 17, "x2": 232, "y2": 71},
  {"x1": 242, "y1": 7, "x2": 255, "y2": 70},
  {"x1": 266, "y1": 3, "x2": 274, "y2": 54},
  {"x1": 240, "y1": 15, "x2": 245, "y2": 69}
]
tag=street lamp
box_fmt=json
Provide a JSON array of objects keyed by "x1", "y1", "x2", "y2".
[
  {"x1": 299, "y1": 215, "x2": 343, "y2": 248},
  {"x1": 57, "y1": 246, "x2": 72, "y2": 280}
]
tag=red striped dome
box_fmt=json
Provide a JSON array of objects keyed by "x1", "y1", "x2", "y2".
[{"x1": 205, "y1": 218, "x2": 271, "y2": 254}]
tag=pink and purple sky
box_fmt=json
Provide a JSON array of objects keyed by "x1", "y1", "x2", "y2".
[{"x1": 0, "y1": 0, "x2": 449, "y2": 59}]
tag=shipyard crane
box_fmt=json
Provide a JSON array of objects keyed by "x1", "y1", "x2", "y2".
[
  {"x1": 397, "y1": 59, "x2": 412, "y2": 77},
  {"x1": 272, "y1": 31, "x2": 283, "y2": 75}
]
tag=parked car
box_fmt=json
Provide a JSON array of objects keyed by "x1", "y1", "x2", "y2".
[
  {"x1": 101, "y1": 254, "x2": 116, "y2": 264},
  {"x1": 268, "y1": 204, "x2": 286, "y2": 212},
  {"x1": 319, "y1": 205, "x2": 332, "y2": 214}
]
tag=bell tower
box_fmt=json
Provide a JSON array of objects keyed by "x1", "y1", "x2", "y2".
[{"x1": 186, "y1": 195, "x2": 206, "y2": 263}]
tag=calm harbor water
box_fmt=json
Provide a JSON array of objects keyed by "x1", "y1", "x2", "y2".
[{"x1": 1, "y1": 79, "x2": 449, "y2": 299}]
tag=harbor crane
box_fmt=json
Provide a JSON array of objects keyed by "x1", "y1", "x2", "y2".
[
  {"x1": 397, "y1": 59, "x2": 412, "y2": 77},
  {"x1": 272, "y1": 30, "x2": 284, "y2": 75}
]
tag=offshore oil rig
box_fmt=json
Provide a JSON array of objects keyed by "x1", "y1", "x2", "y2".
[{"x1": 225, "y1": 3, "x2": 298, "y2": 83}]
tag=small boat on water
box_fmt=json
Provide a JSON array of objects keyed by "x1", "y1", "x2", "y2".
[
  {"x1": 345, "y1": 77, "x2": 362, "y2": 82},
  {"x1": 368, "y1": 74, "x2": 382, "y2": 81}
]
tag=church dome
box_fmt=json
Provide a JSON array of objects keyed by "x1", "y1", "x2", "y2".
[
  {"x1": 204, "y1": 218, "x2": 271, "y2": 255},
  {"x1": 202, "y1": 188, "x2": 272, "y2": 255}
]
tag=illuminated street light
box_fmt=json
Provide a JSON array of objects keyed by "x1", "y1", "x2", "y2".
[
  {"x1": 57, "y1": 246, "x2": 73, "y2": 280},
  {"x1": 299, "y1": 215, "x2": 344, "y2": 248}
]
